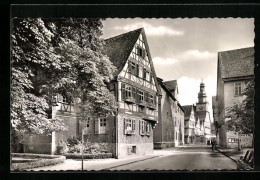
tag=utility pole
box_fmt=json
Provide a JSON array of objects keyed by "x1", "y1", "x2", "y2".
[{"x1": 81, "y1": 128, "x2": 84, "y2": 171}]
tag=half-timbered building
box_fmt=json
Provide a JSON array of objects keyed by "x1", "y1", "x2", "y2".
[{"x1": 101, "y1": 28, "x2": 161, "y2": 158}]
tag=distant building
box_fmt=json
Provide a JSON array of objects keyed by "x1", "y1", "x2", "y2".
[
  {"x1": 153, "y1": 78, "x2": 185, "y2": 149},
  {"x1": 212, "y1": 96, "x2": 218, "y2": 143},
  {"x1": 164, "y1": 80, "x2": 185, "y2": 146},
  {"x1": 19, "y1": 28, "x2": 161, "y2": 158},
  {"x1": 182, "y1": 81, "x2": 212, "y2": 144},
  {"x1": 182, "y1": 105, "x2": 196, "y2": 144},
  {"x1": 216, "y1": 47, "x2": 254, "y2": 148}
]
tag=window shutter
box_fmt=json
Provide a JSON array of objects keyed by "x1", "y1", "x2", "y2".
[
  {"x1": 144, "y1": 92, "x2": 148, "y2": 103},
  {"x1": 95, "y1": 119, "x2": 100, "y2": 134},
  {"x1": 132, "y1": 87, "x2": 136, "y2": 101},
  {"x1": 139, "y1": 120, "x2": 142, "y2": 135},
  {"x1": 128, "y1": 61, "x2": 131, "y2": 73},
  {"x1": 132, "y1": 119, "x2": 136, "y2": 131},
  {"x1": 136, "y1": 64, "x2": 139, "y2": 77},
  {"x1": 136, "y1": 89, "x2": 140, "y2": 103},
  {"x1": 121, "y1": 83, "x2": 125, "y2": 100},
  {"x1": 154, "y1": 95, "x2": 157, "y2": 105},
  {"x1": 124, "y1": 118, "x2": 127, "y2": 134}
]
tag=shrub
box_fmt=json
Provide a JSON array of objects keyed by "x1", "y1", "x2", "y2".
[
  {"x1": 63, "y1": 137, "x2": 109, "y2": 154},
  {"x1": 11, "y1": 153, "x2": 66, "y2": 171}
]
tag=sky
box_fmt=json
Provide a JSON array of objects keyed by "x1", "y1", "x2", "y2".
[{"x1": 101, "y1": 18, "x2": 254, "y2": 121}]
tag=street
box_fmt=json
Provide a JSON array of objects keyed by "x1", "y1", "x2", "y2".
[
  {"x1": 107, "y1": 145, "x2": 237, "y2": 170},
  {"x1": 29, "y1": 145, "x2": 237, "y2": 171}
]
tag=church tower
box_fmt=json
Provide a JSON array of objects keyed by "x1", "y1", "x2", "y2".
[{"x1": 196, "y1": 81, "x2": 209, "y2": 112}]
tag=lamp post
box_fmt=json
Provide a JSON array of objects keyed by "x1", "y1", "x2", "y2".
[{"x1": 81, "y1": 127, "x2": 84, "y2": 171}]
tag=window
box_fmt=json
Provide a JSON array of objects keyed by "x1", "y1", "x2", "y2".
[
  {"x1": 128, "y1": 146, "x2": 136, "y2": 155},
  {"x1": 140, "y1": 120, "x2": 150, "y2": 136},
  {"x1": 99, "y1": 118, "x2": 106, "y2": 134},
  {"x1": 234, "y1": 82, "x2": 242, "y2": 96},
  {"x1": 140, "y1": 120, "x2": 145, "y2": 135},
  {"x1": 143, "y1": 68, "x2": 147, "y2": 80},
  {"x1": 121, "y1": 83, "x2": 133, "y2": 100},
  {"x1": 129, "y1": 61, "x2": 136, "y2": 74},
  {"x1": 124, "y1": 119, "x2": 136, "y2": 135},
  {"x1": 228, "y1": 138, "x2": 236, "y2": 143},
  {"x1": 137, "y1": 46, "x2": 145, "y2": 58},
  {"x1": 125, "y1": 85, "x2": 132, "y2": 98},
  {"x1": 148, "y1": 94, "x2": 154, "y2": 105},
  {"x1": 138, "y1": 90, "x2": 144, "y2": 102}
]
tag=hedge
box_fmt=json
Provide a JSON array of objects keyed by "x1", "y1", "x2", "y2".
[
  {"x1": 64, "y1": 153, "x2": 112, "y2": 159},
  {"x1": 12, "y1": 153, "x2": 59, "y2": 159},
  {"x1": 11, "y1": 153, "x2": 66, "y2": 171}
]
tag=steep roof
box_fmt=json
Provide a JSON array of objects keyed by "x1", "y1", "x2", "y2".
[
  {"x1": 157, "y1": 77, "x2": 177, "y2": 102},
  {"x1": 103, "y1": 28, "x2": 142, "y2": 76},
  {"x1": 164, "y1": 80, "x2": 177, "y2": 91},
  {"x1": 182, "y1": 105, "x2": 193, "y2": 119},
  {"x1": 218, "y1": 47, "x2": 254, "y2": 79}
]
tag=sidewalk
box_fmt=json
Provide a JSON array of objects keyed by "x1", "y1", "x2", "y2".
[
  {"x1": 28, "y1": 146, "x2": 183, "y2": 171},
  {"x1": 216, "y1": 147, "x2": 253, "y2": 162}
]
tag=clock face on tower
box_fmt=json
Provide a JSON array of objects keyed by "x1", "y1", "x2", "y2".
[{"x1": 199, "y1": 106, "x2": 203, "y2": 110}]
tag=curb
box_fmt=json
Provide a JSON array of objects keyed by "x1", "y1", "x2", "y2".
[
  {"x1": 101, "y1": 155, "x2": 162, "y2": 170},
  {"x1": 216, "y1": 148, "x2": 237, "y2": 163}
]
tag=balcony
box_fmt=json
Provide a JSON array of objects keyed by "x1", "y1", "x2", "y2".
[
  {"x1": 138, "y1": 100, "x2": 146, "y2": 107},
  {"x1": 124, "y1": 97, "x2": 135, "y2": 104},
  {"x1": 147, "y1": 102, "x2": 156, "y2": 110}
]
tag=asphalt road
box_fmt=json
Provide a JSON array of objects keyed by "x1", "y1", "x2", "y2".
[{"x1": 108, "y1": 146, "x2": 237, "y2": 170}]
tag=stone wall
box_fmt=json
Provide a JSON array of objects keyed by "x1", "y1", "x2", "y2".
[{"x1": 21, "y1": 135, "x2": 52, "y2": 154}]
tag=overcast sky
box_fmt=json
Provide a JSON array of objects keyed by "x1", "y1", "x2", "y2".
[{"x1": 101, "y1": 18, "x2": 254, "y2": 121}]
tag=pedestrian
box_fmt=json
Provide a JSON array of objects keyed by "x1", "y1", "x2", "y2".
[{"x1": 211, "y1": 140, "x2": 215, "y2": 152}]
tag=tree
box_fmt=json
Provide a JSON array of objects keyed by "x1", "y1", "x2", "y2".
[
  {"x1": 11, "y1": 18, "x2": 69, "y2": 139},
  {"x1": 225, "y1": 79, "x2": 254, "y2": 134},
  {"x1": 11, "y1": 18, "x2": 117, "y2": 143}
]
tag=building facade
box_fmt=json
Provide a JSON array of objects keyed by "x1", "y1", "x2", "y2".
[
  {"x1": 154, "y1": 78, "x2": 185, "y2": 149},
  {"x1": 182, "y1": 105, "x2": 196, "y2": 144},
  {"x1": 215, "y1": 47, "x2": 254, "y2": 148}
]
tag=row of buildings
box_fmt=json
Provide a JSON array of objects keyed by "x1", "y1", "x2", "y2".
[{"x1": 16, "y1": 28, "x2": 220, "y2": 158}]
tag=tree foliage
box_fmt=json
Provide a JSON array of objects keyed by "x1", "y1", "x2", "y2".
[
  {"x1": 225, "y1": 79, "x2": 254, "y2": 134},
  {"x1": 11, "y1": 18, "x2": 117, "y2": 138}
]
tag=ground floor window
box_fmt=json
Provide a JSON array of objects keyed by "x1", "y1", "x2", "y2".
[
  {"x1": 124, "y1": 119, "x2": 136, "y2": 135},
  {"x1": 99, "y1": 118, "x2": 106, "y2": 134},
  {"x1": 128, "y1": 145, "x2": 136, "y2": 155}
]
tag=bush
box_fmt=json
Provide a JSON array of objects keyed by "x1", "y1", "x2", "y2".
[
  {"x1": 64, "y1": 153, "x2": 112, "y2": 159},
  {"x1": 62, "y1": 137, "x2": 109, "y2": 154},
  {"x1": 11, "y1": 153, "x2": 66, "y2": 171}
]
